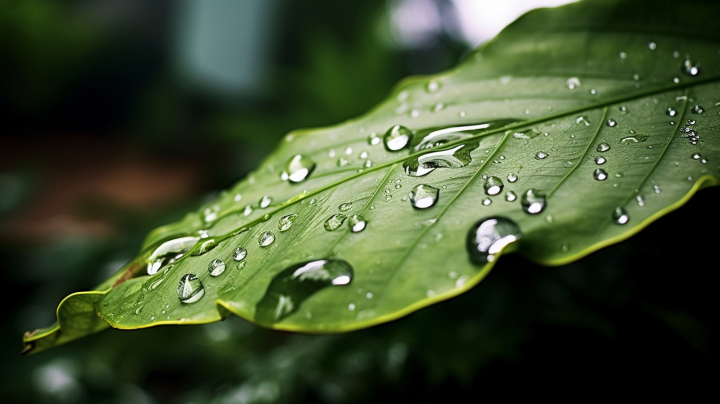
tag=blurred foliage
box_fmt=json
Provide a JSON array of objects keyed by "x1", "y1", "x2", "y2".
[{"x1": 0, "y1": 0, "x2": 714, "y2": 403}]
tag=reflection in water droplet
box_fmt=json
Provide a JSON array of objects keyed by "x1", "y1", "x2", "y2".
[
  {"x1": 208, "y1": 259, "x2": 226, "y2": 276},
  {"x1": 507, "y1": 173, "x2": 518, "y2": 183},
  {"x1": 466, "y1": 217, "x2": 522, "y2": 264},
  {"x1": 255, "y1": 259, "x2": 353, "y2": 323},
  {"x1": 410, "y1": 184, "x2": 439, "y2": 209},
  {"x1": 178, "y1": 274, "x2": 204, "y2": 303},
  {"x1": 593, "y1": 168, "x2": 608, "y2": 181},
  {"x1": 348, "y1": 215, "x2": 367, "y2": 233},
  {"x1": 284, "y1": 155, "x2": 316, "y2": 183},
  {"x1": 595, "y1": 156, "x2": 606, "y2": 165},
  {"x1": 432, "y1": 102, "x2": 445, "y2": 112},
  {"x1": 636, "y1": 195, "x2": 645, "y2": 207},
  {"x1": 566, "y1": 77, "x2": 580, "y2": 89},
  {"x1": 534, "y1": 151, "x2": 548, "y2": 160},
  {"x1": 505, "y1": 191, "x2": 517, "y2": 202},
  {"x1": 147, "y1": 237, "x2": 199, "y2": 275},
  {"x1": 368, "y1": 133, "x2": 380, "y2": 146},
  {"x1": 339, "y1": 203, "x2": 353, "y2": 212},
  {"x1": 647, "y1": 41, "x2": 657, "y2": 50},
  {"x1": 597, "y1": 143, "x2": 611, "y2": 152},
  {"x1": 403, "y1": 144, "x2": 473, "y2": 177},
  {"x1": 233, "y1": 247, "x2": 247, "y2": 262},
  {"x1": 682, "y1": 59, "x2": 700, "y2": 76},
  {"x1": 383, "y1": 125, "x2": 413, "y2": 151},
  {"x1": 521, "y1": 189, "x2": 546, "y2": 214},
  {"x1": 337, "y1": 157, "x2": 350, "y2": 167},
  {"x1": 621, "y1": 134, "x2": 649, "y2": 143},
  {"x1": 484, "y1": 176, "x2": 504, "y2": 196},
  {"x1": 277, "y1": 214, "x2": 297, "y2": 232},
  {"x1": 259, "y1": 195, "x2": 272, "y2": 208},
  {"x1": 606, "y1": 119, "x2": 617, "y2": 127},
  {"x1": 666, "y1": 107, "x2": 677, "y2": 117},
  {"x1": 258, "y1": 231, "x2": 275, "y2": 247},
  {"x1": 691, "y1": 105, "x2": 705, "y2": 114},
  {"x1": 324, "y1": 214, "x2": 347, "y2": 231},
  {"x1": 482, "y1": 198, "x2": 492, "y2": 206},
  {"x1": 613, "y1": 207, "x2": 629, "y2": 225},
  {"x1": 203, "y1": 205, "x2": 219, "y2": 222},
  {"x1": 243, "y1": 205, "x2": 254, "y2": 216}
]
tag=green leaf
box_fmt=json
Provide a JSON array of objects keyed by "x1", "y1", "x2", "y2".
[{"x1": 23, "y1": 0, "x2": 720, "y2": 354}]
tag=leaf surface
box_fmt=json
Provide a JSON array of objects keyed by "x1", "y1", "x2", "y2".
[{"x1": 24, "y1": 0, "x2": 720, "y2": 354}]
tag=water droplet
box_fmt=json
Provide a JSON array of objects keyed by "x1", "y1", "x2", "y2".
[
  {"x1": 277, "y1": 214, "x2": 297, "y2": 232},
  {"x1": 632, "y1": 74, "x2": 640, "y2": 81},
  {"x1": 590, "y1": 88, "x2": 597, "y2": 95},
  {"x1": 636, "y1": 195, "x2": 645, "y2": 207},
  {"x1": 621, "y1": 134, "x2": 649, "y2": 143},
  {"x1": 483, "y1": 176, "x2": 504, "y2": 196},
  {"x1": 534, "y1": 151, "x2": 548, "y2": 160},
  {"x1": 513, "y1": 128, "x2": 541, "y2": 140},
  {"x1": 410, "y1": 184, "x2": 439, "y2": 209},
  {"x1": 647, "y1": 41, "x2": 657, "y2": 50},
  {"x1": 619, "y1": 52, "x2": 627, "y2": 59},
  {"x1": 432, "y1": 102, "x2": 445, "y2": 112},
  {"x1": 359, "y1": 151, "x2": 369, "y2": 159},
  {"x1": 593, "y1": 168, "x2": 608, "y2": 181},
  {"x1": 324, "y1": 214, "x2": 347, "y2": 231},
  {"x1": 654, "y1": 185, "x2": 661, "y2": 194},
  {"x1": 521, "y1": 189, "x2": 546, "y2": 214},
  {"x1": 337, "y1": 203, "x2": 353, "y2": 213},
  {"x1": 328, "y1": 149, "x2": 336, "y2": 158},
  {"x1": 259, "y1": 195, "x2": 272, "y2": 208},
  {"x1": 284, "y1": 154, "x2": 316, "y2": 183},
  {"x1": 595, "y1": 156, "x2": 606, "y2": 165},
  {"x1": 345, "y1": 147, "x2": 353, "y2": 155},
  {"x1": 566, "y1": 77, "x2": 580, "y2": 89},
  {"x1": 692, "y1": 153, "x2": 701, "y2": 160},
  {"x1": 337, "y1": 157, "x2": 350, "y2": 167},
  {"x1": 666, "y1": 107, "x2": 677, "y2": 117},
  {"x1": 348, "y1": 215, "x2": 367, "y2": 233},
  {"x1": 687, "y1": 120, "x2": 696, "y2": 125},
  {"x1": 403, "y1": 144, "x2": 473, "y2": 177},
  {"x1": 691, "y1": 105, "x2": 704, "y2": 114},
  {"x1": 466, "y1": 217, "x2": 522, "y2": 264},
  {"x1": 147, "y1": 236, "x2": 199, "y2": 275},
  {"x1": 208, "y1": 259, "x2": 226, "y2": 276},
  {"x1": 366, "y1": 292, "x2": 373, "y2": 299},
  {"x1": 410, "y1": 119, "x2": 518, "y2": 152},
  {"x1": 348, "y1": 303, "x2": 356, "y2": 311},
  {"x1": 367, "y1": 133, "x2": 380, "y2": 146},
  {"x1": 576, "y1": 116, "x2": 591, "y2": 126},
  {"x1": 606, "y1": 119, "x2": 617, "y2": 127},
  {"x1": 507, "y1": 173, "x2": 518, "y2": 183},
  {"x1": 482, "y1": 198, "x2": 492, "y2": 206},
  {"x1": 619, "y1": 105, "x2": 627, "y2": 113},
  {"x1": 255, "y1": 259, "x2": 353, "y2": 323},
  {"x1": 203, "y1": 205, "x2": 220, "y2": 222},
  {"x1": 233, "y1": 247, "x2": 247, "y2": 262},
  {"x1": 505, "y1": 191, "x2": 517, "y2": 202},
  {"x1": 682, "y1": 59, "x2": 700, "y2": 76},
  {"x1": 258, "y1": 231, "x2": 275, "y2": 247},
  {"x1": 178, "y1": 274, "x2": 204, "y2": 304},
  {"x1": 673, "y1": 77, "x2": 680, "y2": 83},
  {"x1": 612, "y1": 207, "x2": 629, "y2": 225},
  {"x1": 426, "y1": 80, "x2": 440, "y2": 92},
  {"x1": 383, "y1": 125, "x2": 413, "y2": 151},
  {"x1": 243, "y1": 205, "x2": 254, "y2": 216}
]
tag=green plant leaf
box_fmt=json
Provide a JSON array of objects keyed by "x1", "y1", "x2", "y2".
[{"x1": 23, "y1": 0, "x2": 720, "y2": 354}]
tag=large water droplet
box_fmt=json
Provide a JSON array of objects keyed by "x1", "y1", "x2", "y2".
[
  {"x1": 208, "y1": 259, "x2": 226, "y2": 276},
  {"x1": 233, "y1": 247, "x2": 247, "y2": 261},
  {"x1": 324, "y1": 214, "x2": 347, "y2": 231},
  {"x1": 177, "y1": 274, "x2": 204, "y2": 304},
  {"x1": 597, "y1": 143, "x2": 611, "y2": 152},
  {"x1": 258, "y1": 231, "x2": 275, "y2": 247},
  {"x1": 409, "y1": 119, "x2": 519, "y2": 152},
  {"x1": 682, "y1": 59, "x2": 700, "y2": 76},
  {"x1": 348, "y1": 215, "x2": 367, "y2": 233},
  {"x1": 521, "y1": 189, "x2": 546, "y2": 214},
  {"x1": 284, "y1": 154, "x2": 316, "y2": 183},
  {"x1": 612, "y1": 207, "x2": 629, "y2": 225},
  {"x1": 403, "y1": 144, "x2": 473, "y2": 177},
  {"x1": 410, "y1": 184, "x2": 439, "y2": 209},
  {"x1": 277, "y1": 214, "x2": 297, "y2": 232},
  {"x1": 466, "y1": 217, "x2": 522, "y2": 265},
  {"x1": 147, "y1": 237, "x2": 200, "y2": 275},
  {"x1": 484, "y1": 176, "x2": 504, "y2": 196},
  {"x1": 383, "y1": 125, "x2": 413, "y2": 151},
  {"x1": 593, "y1": 168, "x2": 608, "y2": 181},
  {"x1": 255, "y1": 259, "x2": 353, "y2": 323}
]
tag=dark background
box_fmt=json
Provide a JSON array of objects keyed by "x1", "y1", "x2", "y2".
[{"x1": 0, "y1": 1, "x2": 714, "y2": 402}]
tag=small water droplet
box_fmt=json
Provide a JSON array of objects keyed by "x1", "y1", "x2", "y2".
[
  {"x1": 513, "y1": 128, "x2": 541, "y2": 140},
  {"x1": 338, "y1": 203, "x2": 353, "y2": 212},
  {"x1": 258, "y1": 231, "x2": 275, "y2": 247},
  {"x1": 410, "y1": 184, "x2": 439, "y2": 209},
  {"x1": 233, "y1": 247, "x2": 247, "y2": 261},
  {"x1": 566, "y1": 77, "x2": 580, "y2": 89},
  {"x1": 647, "y1": 41, "x2": 657, "y2": 50},
  {"x1": 654, "y1": 185, "x2": 661, "y2": 193},
  {"x1": 359, "y1": 151, "x2": 369, "y2": 159},
  {"x1": 691, "y1": 105, "x2": 704, "y2": 114},
  {"x1": 284, "y1": 155, "x2": 316, "y2": 183},
  {"x1": 243, "y1": 205, "x2": 254, "y2": 216},
  {"x1": 348, "y1": 303, "x2": 356, "y2": 311},
  {"x1": 208, "y1": 259, "x2": 226, "y2": 276},
  {"x1": 348, "y1": 215, "x2": 367, "y2": 233},
  {"x1": 368, "y1": 133, "x2": 381, "y2": 146},
  {"x1": 576, "y1": 116, "x2": 591, "y2": 126},
  {"x1": 606, "y1": 119, "x2": 617, "y2": 127},
  {"x1": 636, "y1": 195, "x2": 645, "y2": 207},
  {"x1": 619, "y1": 105, "x2": 627, "y2": 113},
  {"x1": 345, "y1": 147, "x2": 353, "y2": 155},
  {"x1": 337, "y1": 157, "x2": 350, "y2": 167},
  {"x1": 682, "y1": 59, "x2": 700, "y2": 76},
  {"x1": 259, "y1": 195, "x2": 272, "y2": 208},
  {"x1": 521, "y1": 189, "x2": 546, "y2": 214},
  {"x1": 590, "y1": 88, "x2": 597, "y2": 95},
  {"x1": 483, "y1": 176, "x2": 504, "y2": 196},
  {"x1": 612, "y1": 207, "x2": 629, "y2": 225},
  {"x1": 466, "y1": 217, "x2": 521, "y2": 264},
  {"x1": 383, "y1": 125, "x2": 413, "y2": 151},
  {"x1": 692, "y1": 153, "x2": 701, "y2": 160},
  {"x1": 666, "y1": 107, "x2": 677, "y2": 117},
  {"x1": 277, "y1": 214, "x2": 297, "y2": 232},
  {"x1": 203, "y1": 205, "x2": 219, "y2": 222},
  {"x1": 507, "y1": 173, "x2": 518, "y2": 183},
  {"x1": 324, "y1": 214, "x2": 347, "y2": 231},
  {"x1": 593, "y1": 168, "x2": 608, "y2": 181},
  {"x1": 426, "y1": 80, "x2": 440, "y2": 92},
  {"x1": 482, "y1": 198, "x2": 492, "y2": 206},
  {"x1": 366, "y1": 292, "x2": 373, "y2": 299},
  {"x1": 147, "y1": 236, "x2": 199, "y2": 275},
  {"x1": 178, "y1": 274, "x2": 204, "y2": 304},
  {"x1": 505, "y1": 191, "x2": 517, "y2": 202},
  {"x1": 595, "y1": 156, "x2": 606, "y2": 165},
  {"x1": 432, "y1": 102, "x2": 445, "y2": 112},
  {"x1": 534, "y1": 151, "x2": 548, "y2": 160},
  {"x1": 673, "y1": 77, "x2": 680, "y2": 83},
  {"x1": 619, "y1": 52, "x2": 627, "y2": 59}
]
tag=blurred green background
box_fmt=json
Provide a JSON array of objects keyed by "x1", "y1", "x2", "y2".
[{"x1": 0, "y1": 0, "x2": 714, "y2": 402}]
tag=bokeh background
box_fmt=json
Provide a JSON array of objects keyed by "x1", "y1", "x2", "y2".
[{"x1": 0, "y1": 0, "x2": 714, "y2": 402}]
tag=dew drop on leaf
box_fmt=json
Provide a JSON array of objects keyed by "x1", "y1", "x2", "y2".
[
  {"x1": 483, "y1": 176, "x2": 504, "y2": 196},
  {"x1": 505, "y1": 191, "x2": 517, "y2": 202},
  {"x1": 277, "y1": 214, "x2": 297, "y2": 232},
  {"x1": 324, "y1": 214, "x2": 347, "y2": 231},
  {"x1": 259, "y1": 195, "x2": 272, "y2": 208},
  {"x1": 593, "y1": 168, "x2": 608, "y2": 181},
  {"x1": 534, "y1": 151, "x2": 548, "y2": 160},
  {"x1": 666, "y1": 107, "x2": 677, "y2": 117},
  {"x1": 147, "y1": 236, "x2": 199, "y2": 275},
  {"x1": 177, "y1": 274, "x2": 204, "y2": 304},
  {"x1": 521, "y1": 189, "x2": 546, "y2": 214},
  {"x1": 284, "y1": 154, "x2": 316, "y2": 183},
  {"x1": 466, "y1": 217, "x2": 522, "y2": 265},
  {"x1": 691, "y1": 105, "x2": 705, "y2": 114},
  {"x1": 258, "y1": 231, "x2": 275, "y2": 247},
  {"x1": 383, "y1": 125, "x2": 413, "y2": 151},
  {"x1": 613, "y1": 207, "x2": 629, "y2": 225},
  {"x1": 566, "y1": 77, "x2": 580, "y2": 89},
  {"x1": 682, "y1": 59, "x2": 700, "y2": 76},
  {"x1": 410, "y1": 184, "x2": 439, "y2": 209},
  {"x1": 507, "y1": 173, "x2": 518, "y2": 183},
  {"x1": 233, "y1": 247, "x2": 247, "y2": 262},
  {"x1": 606, "y1": 119, "x2": 617, "y2": 127},
  {"x1": 208, "y1": 259, "x2": 226, "y2": 277},
  {"x1": 595, "y1": 156, "x2": 606, "y2": 165},
  {"x1": 339, "y1": 203, "x2": 353, "y2": 212},
  {"x1": 348, "y1": 214, "x2": 367, "y2": 233}
]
